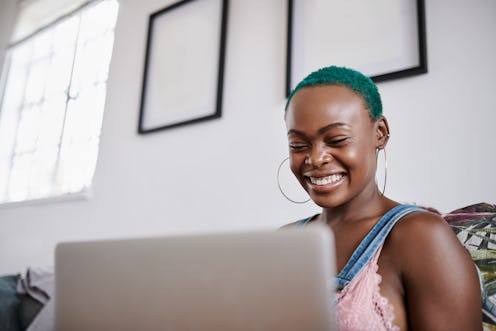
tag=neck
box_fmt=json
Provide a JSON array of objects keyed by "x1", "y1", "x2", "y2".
[{"x1": 320, "y1": 185, "x2": 395, "y2": 226}]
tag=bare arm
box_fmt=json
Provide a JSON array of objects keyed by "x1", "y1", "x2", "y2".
[{"x1": 393, "y1": 212, "x2": 482, "y2": 330}]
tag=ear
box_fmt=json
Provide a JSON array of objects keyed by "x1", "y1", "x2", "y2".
[{"x1": 374, "y1": 116, "x2": 390, "y2": 149}]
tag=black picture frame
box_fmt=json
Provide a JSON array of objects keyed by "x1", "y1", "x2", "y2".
[
  {"x1": 286, "y1": 0, "x2": 427, "y2": 96},
  {"x1": 138, "y1": 0, "x2": 228, "y2": 134}
]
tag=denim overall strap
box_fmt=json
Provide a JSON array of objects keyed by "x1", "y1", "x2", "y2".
[
  {"x1": 292, "y1": 215, "x2": 317, "y2": 227},
  {"x1": 335, "y1": 205, "x2": 423, "y2": 291}
]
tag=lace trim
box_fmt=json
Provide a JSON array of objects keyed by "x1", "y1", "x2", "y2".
[
  {"x1": 371, "y1": 263, "x2": 399, "y2": 331},
  {"x1": 335, "y1": 248, "x2": 399, "y2": 331}
]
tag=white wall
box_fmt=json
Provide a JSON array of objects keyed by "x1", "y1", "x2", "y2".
[{"x1": 0, "y1": 0, "x2": 494, "y2": 275}]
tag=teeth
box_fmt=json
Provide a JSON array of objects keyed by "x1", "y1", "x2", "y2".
[{"x1": 309, "y1": 174, "x2": 343, "y2": 185}]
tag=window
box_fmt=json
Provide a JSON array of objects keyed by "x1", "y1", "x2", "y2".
[{"x1": 0, "y1": 0, "x2": 118, "y2": 204}]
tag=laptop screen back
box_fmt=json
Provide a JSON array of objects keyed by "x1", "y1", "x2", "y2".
[{"x1": 55, "y1": 226, "x2": 336, "y2": 331}]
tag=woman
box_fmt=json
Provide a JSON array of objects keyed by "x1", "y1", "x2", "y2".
[{"x1": 282, "y1": 66, "x2": 481, "y2": 330}]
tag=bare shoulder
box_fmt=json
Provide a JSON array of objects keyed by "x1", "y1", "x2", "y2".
[
  {"x1": 385, "y1": 208, "x2": 482, "y2": 330},
  {"x1": 386, "y1": 208, "x2": 462, "y2": 255},
  {"x1": 385, "y1": 208, "x2": 473, "y2": 275}
]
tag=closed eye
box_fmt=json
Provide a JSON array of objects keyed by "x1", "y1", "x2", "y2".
[
  {"x1": 326, "y1": 137, "x2": 349, "y2": 146},
  {"x1": 289, "y1": 144, "x2": 309, "y2": 152}
]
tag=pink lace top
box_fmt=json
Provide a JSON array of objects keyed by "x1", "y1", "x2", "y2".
[{"x1": 335, "y1": 244, "x2": 399, "y2": 331}]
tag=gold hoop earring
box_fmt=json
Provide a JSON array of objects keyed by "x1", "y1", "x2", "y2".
[
  {"x1": 276, "y1": 157, "x2": 311, "y2": 204},
  {"x1": 376, "y1": 148, "x2": 388, "y2": 195}
]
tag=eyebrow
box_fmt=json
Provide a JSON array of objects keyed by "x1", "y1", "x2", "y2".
[{"x1": 287, "y1": 122, "x2": 349, "y2": 136}]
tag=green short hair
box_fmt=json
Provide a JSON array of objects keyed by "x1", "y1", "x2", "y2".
[{"x1": 285, "y1": 66, "x2": 383, "y2": 120}]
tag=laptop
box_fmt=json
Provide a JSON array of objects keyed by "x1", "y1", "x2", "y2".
[{"x1": 54, "y1": 225, "x2": 336, "y2": 331}]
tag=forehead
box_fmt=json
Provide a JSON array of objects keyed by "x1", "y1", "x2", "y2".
[{"x1": 285, "y1": 85, "x2": 372, "y2": 132}]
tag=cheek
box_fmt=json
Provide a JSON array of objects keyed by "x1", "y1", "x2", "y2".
[
  {"x1": 353, "y1": 149, "x2": 377, "y2": 177},
  {"x1": 289, "y1": 157, "x2": 298, "y2": 175},
  {"x1": 289, "y1": 155, "x2": 303, "y2": 176},
  {"x1": 340, "y1": 147, "x2": 363, "y2": 167},
  {"x1": 345, "y1": 146, "x2": 376, "y2": 175}
]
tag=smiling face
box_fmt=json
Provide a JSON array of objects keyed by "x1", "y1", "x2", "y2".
[{"x1": 285, "y1": 84, "x2": 388, "y2": 209}]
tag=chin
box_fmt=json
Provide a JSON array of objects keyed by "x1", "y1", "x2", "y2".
[{"x1": 309, "y1": 194, "x2": 346, "y2": 209}]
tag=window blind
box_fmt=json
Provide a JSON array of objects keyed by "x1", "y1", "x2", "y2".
[{"x1": 11, "y1": 0, "x2": 93, "y2": 45}]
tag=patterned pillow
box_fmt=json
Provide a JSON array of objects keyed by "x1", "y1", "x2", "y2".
[{"x1": 444, "y1": 202, "x2": 496, "y2": 331}]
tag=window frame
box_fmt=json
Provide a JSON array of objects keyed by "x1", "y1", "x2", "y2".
[{"x1": 0, "y1": 0, "x2": 118, "y2": 206}]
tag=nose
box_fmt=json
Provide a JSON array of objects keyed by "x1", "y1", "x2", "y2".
[{"x1": 306, "y1": 144, "x2": 332, "y2": 167}]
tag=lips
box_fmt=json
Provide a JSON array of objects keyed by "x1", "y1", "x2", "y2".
[
  {"x1": 308, "y1": 174, "x2": 344, "y2": 186},
  {"x1": 302, "y1": 171, "x2": 346, "y2": 193}
]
